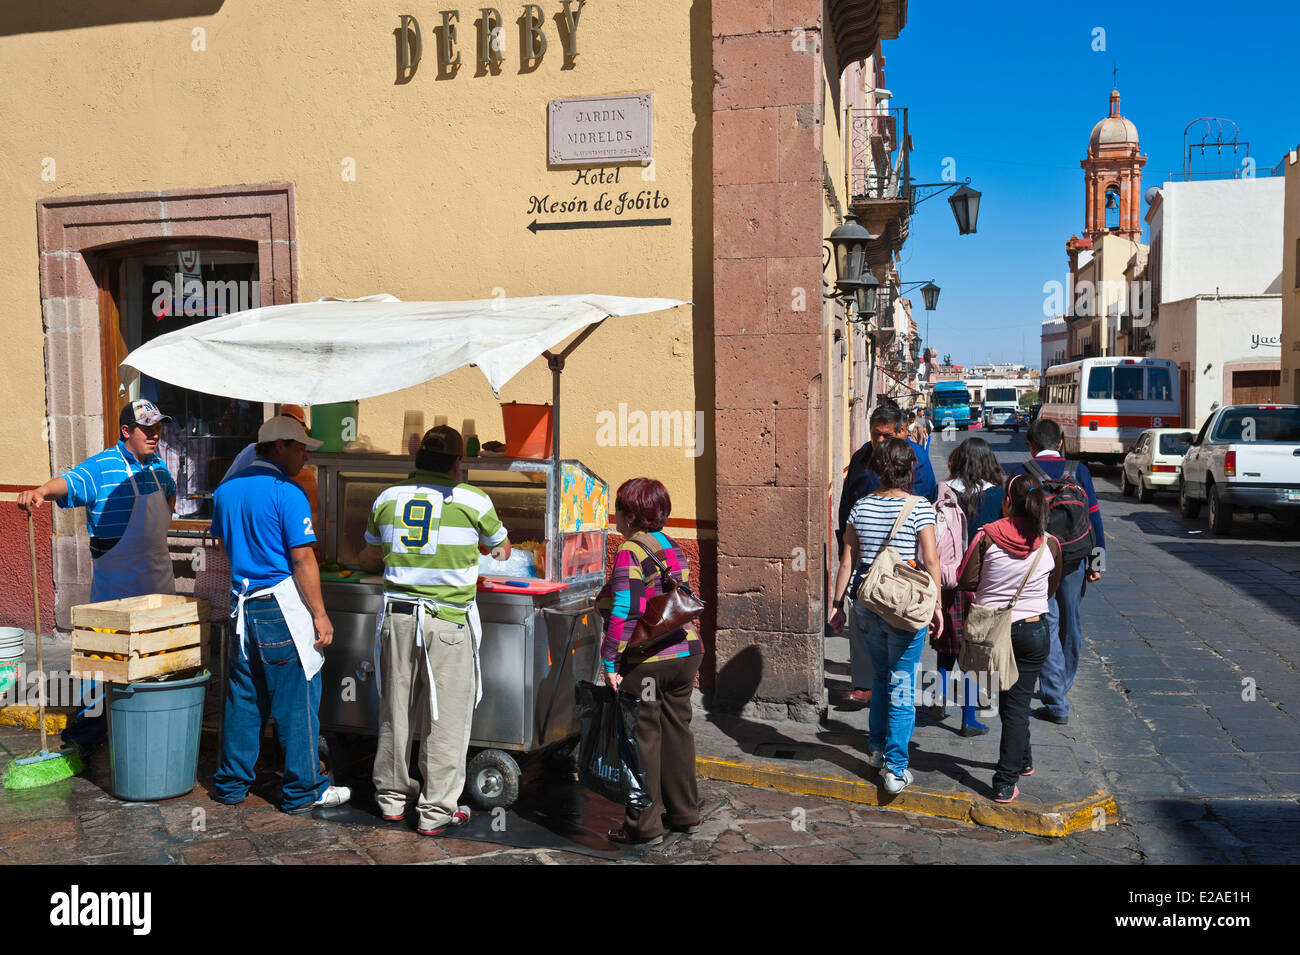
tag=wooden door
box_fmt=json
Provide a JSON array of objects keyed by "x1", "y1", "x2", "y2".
[{"x1": 1231, "y1": 369, "x2": 1280, "y2": 405}]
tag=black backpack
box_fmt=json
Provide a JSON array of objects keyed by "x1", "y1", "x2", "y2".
[{"x1": 1024, "y1": 460, "x2": 1096, "y2": 570}]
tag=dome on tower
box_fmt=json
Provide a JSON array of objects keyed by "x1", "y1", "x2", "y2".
[{"x1": 1089, "y1": 89, "x2": 1139, "y2": 150}]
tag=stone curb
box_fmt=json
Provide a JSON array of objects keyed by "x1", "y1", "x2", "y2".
[
  {"x1": 0, "y1": 705, "x2": 73, "y2": 734},
  {"x1": 696, "y1": 754, "x2": 1119, "y2": 837}
]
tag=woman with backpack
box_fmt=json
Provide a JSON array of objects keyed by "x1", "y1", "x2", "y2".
[
  {"x1": 829, "y1": 438, "x2": 942, "y2": 795},
  {"x1": 956, "y1": 472, "x2": 1063, "y2": 803},
  {"x1": 932, "y1": 438, "x2": 1005, "y2": 736}
]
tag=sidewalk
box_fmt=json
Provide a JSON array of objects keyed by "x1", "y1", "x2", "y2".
[
  {"x1": 4, "y1": 626, "x2": 1118, "y2": 841},
  {"x1": 692, "y1": 631, "x2": 1117, "y2": 837}
]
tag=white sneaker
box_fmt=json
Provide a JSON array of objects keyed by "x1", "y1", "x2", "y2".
[
  {"x1": 882, "y1": 768, "x2": 913, "y2": 794},
  {"x1": 866, "y1": 750, "x2": 885, "y2": 769},
  {"x1": 314, "y1": 785, "x2": 351, "y2": 808},
  {"x1": 451, "y1": 805, "x2": 471, "y2": 825}
]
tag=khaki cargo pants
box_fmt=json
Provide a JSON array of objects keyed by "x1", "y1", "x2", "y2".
[{"x1": 373, "y1": 606, "x2": 475, "y2": 830}]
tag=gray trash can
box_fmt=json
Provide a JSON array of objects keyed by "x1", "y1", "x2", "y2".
[{"x1": 106, "y1": 670, "x2": 210, "y2": 801}]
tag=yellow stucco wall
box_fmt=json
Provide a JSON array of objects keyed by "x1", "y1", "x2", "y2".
[{"x1": 1, "y1": 1, "x2": 712, "y2": 530}]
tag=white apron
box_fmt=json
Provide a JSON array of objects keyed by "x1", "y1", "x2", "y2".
[
  {"x1": 231, "y1": 575, "x2": 325, "y2": 681},
  {"x1": 373, "y1": 593, "x2": 482, "y2": 721},
  {"x1": 89, "y1": 449, "x2": 176, "y2": 603}
]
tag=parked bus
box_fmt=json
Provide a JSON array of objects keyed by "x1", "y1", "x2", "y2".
[
  {"x1": 1040, "y1": 356, "x2": 1182, "y2": 462},
  {"x1": 932, "y1": 380, "x2": 972, "y2": 431}
]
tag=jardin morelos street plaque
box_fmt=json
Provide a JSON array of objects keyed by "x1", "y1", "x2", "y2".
[{"x1": 549, "y1": 93, "x2": 653, "y2": 166}]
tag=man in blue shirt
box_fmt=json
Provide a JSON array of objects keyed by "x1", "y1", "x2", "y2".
[
  {"x1": 210, "y1": 415, "x2": 349, "y2": 813},
  {"x1": 1004, "y1": 417, "x2": 1105, "y2": 725},
  {"x1": 835, "y1": 401, "x2": 938, "y2": 703},
  {"x1": 18, "y1": 399, "x2": 178, "y2": 749}
]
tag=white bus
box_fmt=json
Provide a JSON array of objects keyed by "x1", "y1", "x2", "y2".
[{"x1": 1040, "y1": 357, "x2": 1182, "y2": 462}]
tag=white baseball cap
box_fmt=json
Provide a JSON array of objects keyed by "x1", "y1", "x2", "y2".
[{"x1": 258, "y1": 415, "x2": 323, "y2": 451}]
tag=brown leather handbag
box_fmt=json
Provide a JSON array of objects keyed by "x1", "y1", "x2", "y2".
[{"x1": 626, "y1": 533, "x2": 705, "y2": 657}]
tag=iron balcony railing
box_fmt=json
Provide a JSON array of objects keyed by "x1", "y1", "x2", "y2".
[{"x1": 849, "y1": 106, "x2": 910, "y2": 203}]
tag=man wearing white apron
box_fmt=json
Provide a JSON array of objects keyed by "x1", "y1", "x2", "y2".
[
  {"x1": 18, "y1": 400, "x2": 178, "y2": 750},
  {"x1": 358, "y1": 426, "x2": 509, "y2": 835},
  {"x1": 209, "y1": 415, "x2": 350, "y2": 813}
]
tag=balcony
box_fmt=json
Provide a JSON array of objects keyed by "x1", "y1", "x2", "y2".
[
  {"x1": 828, "y1": 0, "x2": 908, "y2": 70},
  {"x1": 849, "y1": 106, "x2": 911, "y2": 267}
]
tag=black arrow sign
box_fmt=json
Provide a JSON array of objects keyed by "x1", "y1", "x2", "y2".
[{"x1": 527, "y1": 217, "x2": 672, "y2": 234}]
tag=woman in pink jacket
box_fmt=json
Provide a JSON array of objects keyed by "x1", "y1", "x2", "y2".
[{"x1": 956, "y1": 472, "x2": 1062, "y2": 804}]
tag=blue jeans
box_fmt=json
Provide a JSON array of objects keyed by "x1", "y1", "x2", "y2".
[
  {"x1": 1039, "y1": 560, "x2": 1086, "y2": 718},
  {"x1": 213, "y1": 598, "x2": 328, "y2": 812},
  {"x1": 857, "y1": 609, "x2": 926, "y2": 776},
  {"x1": 846, "y1": 604, "x2": 876, "y2": 690}
]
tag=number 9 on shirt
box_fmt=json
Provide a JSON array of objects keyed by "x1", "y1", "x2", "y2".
[{"x1": 395, "y1": 494, "x2": 443, "y2": 553}]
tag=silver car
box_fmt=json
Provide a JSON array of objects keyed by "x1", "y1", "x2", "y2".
[{"x1": 1122, "y1": 428, "x2": 1192, "y2": 502}]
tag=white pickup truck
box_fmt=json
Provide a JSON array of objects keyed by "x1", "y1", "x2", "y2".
[{"x1": 1178, "y1": 404, "x2": 1300, "y2": 535}]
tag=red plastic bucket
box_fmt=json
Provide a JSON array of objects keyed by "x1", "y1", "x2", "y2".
[{"x1": 501, "y1": 402, "x2": 553, "y2": 459}]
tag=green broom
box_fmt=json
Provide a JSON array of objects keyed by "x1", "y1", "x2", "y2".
[{"x1": 3, "y1": 510, "x2": 83, "y2": 788}]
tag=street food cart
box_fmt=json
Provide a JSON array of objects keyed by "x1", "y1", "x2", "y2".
[
  {"x1": 120, "y1": 293, "x2": 686, "y2": 808},
  {"x1": 312, "y1": 453, "x2": 610, "y2": 806}
]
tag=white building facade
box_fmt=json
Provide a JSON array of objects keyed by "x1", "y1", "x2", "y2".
[{"x1": 1145, "y1": 176, "x2": 1284, "y2": 428}]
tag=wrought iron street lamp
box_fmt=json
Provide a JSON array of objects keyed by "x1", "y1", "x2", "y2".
[
  {"x1": 823, "y1": 212, "x2": 879, "y2": 323},
  {"x1": 909, "y1": 177, "x2": 982, "y2": 235},
  {"x1": 825, "y1": 212, "x2": 875, "y2": 295},
  {"x1": 894, "y1": 279, "x2": 941, "y2": 311},
  {"x1": 947, "y1": 184, "x2": 981, "y2": 236}
]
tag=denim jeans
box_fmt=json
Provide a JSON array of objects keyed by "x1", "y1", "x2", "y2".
[
  {"x1": 213, "y1": 598, "x2": 328, "y2": 811},
  {"x1": 1040, "y1": 560, "x2": 1086, "y2": 718},
  {"x1": 846, "y1": 603, "x2": 876, "y2": 690},
  {"x1": 857, "y1": 609, "x2": 926, "y2": 776},
  {"x1": 994, "y1": 617, "x2": 1051, "y2": 790}
]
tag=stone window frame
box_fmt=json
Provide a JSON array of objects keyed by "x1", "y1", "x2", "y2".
[{"x1": 35, "y1": 183, "x2": 297, "y2": 626}]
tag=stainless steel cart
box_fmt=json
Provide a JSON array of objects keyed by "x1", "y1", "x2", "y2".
[{"x1": 311, "y1": 452, "x2": 610, "y2": 808}]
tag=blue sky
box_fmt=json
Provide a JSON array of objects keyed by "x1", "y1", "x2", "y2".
[{"x1": 885, "y1": 1, "x2": 1300, "y2": 368}]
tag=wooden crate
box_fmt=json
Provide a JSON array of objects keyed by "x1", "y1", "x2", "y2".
[{"x1": 70, "y1": 594, "x2": 210, "y2": 685}]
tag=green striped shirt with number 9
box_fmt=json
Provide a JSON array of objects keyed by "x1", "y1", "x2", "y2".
[{"x1": 365, "y1": 469, "x2": 509, "y2": 623}]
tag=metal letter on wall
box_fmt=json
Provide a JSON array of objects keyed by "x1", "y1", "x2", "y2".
[
  {"x1": 558, "y1": 0, "x2": 585, "y2": 58},
  {"x1": 397, "y1": 15, "x2": 422, "y2": 81},
  {"x1": 549, "y1": 93, "x2": 654, "y2": 166},
  {"x1": 439, "y1": 10, "x2": 462, "y2": 69},
  {"x1": 477, "y1": 7, "x2": 504, "y2": 68},
  {"x1": 522, "y1": 3, "x2": 548, "y2": 62}
]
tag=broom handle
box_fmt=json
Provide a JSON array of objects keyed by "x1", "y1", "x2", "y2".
[{"x1": 27, "y1": 511, "x2": 47, "y2": 754}]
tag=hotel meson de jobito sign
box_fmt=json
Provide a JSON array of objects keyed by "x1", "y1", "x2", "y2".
[{"x1": 396, "y1": 3, "x2": 654, "y2": 166}]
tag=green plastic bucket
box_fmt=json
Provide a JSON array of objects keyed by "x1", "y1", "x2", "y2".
[
  {"x1": 309, "y1": 401, "x2": 359, "y2": 452},
  {"x1": 106, "y1": 670, "x2": 209, "y2": 801},
  {"x1": 0, "y1": 628, "x2": 22, "y2": 696}
]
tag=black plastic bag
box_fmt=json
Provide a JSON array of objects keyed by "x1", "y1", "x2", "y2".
[{"x1": 574, "y1": 681, "x2": 652, "y2": 812}]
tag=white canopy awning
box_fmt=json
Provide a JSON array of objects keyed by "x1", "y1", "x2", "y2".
[{"x1": 119, "y1": 293, "x2": 687, "y2": 404}]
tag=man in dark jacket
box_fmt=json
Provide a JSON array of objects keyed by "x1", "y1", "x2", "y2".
[
  {"x1": 837, "y1": 402, "x2": 938, "y2": 551},
  {"x1": 1003, "y1": 417, "x2": 1104, "y2": 725},
  {"x1": 834, "y1": 401, "x2": 938, "y2": 703}
]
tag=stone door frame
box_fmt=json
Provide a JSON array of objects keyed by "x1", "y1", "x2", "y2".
[{"x1": 35, "y1": 182, "x2": 298, "y2": 627}]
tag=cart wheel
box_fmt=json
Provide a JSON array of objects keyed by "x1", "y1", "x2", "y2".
[{"x1": 466, "y1": 749, "x2": 521, "y2": 809}]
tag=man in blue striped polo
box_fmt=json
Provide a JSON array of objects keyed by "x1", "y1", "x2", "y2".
[
  {"x1": 358, "y1": 425, "x2": 510, "y2": 835},
  {"x1": 18, "y1": 400, "x2": 178, "y2": 750}
]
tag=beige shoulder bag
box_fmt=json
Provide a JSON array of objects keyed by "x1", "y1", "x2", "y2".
[
  {"x1": 959, "y1": 543, "x2": 1047, "y2": 690},
  {"x1": 854, "y1": 495, "x2": 939, "y2": 633}
]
